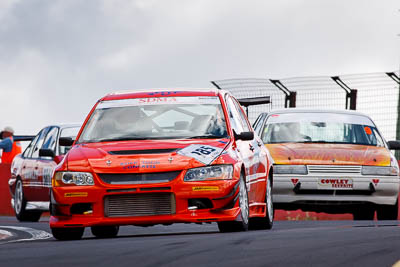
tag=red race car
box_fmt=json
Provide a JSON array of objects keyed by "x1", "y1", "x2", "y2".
[
  {"x1": 9, "y1": 124, "x2": 80, "y2": 221},
  {"x1": 50, "y1": 89, "x2": 274, "y2": 240}
]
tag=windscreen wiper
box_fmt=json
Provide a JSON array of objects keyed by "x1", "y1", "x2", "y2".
[
  {"x1": 96, "y1": 136, "x2": 152, "y2": 142},
  {"x1": 186, "y1": 135, "x2": 227, "y2": 139}
]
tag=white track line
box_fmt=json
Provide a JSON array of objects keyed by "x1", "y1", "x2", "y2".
[
  {"x1": 0, "y1": 226, "x2": 52, "y2": 244},
  {"x1": 0, "y1": 230, "x2": 13, "y2": 240}
]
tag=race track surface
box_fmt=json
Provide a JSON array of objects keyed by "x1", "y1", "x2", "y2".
[{"x1": 1, "y1": 216, "x2": 400, "y2": 267}]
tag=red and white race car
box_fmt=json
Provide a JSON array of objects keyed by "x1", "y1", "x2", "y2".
[
  {"x1": 9, "y1": 124, "x2": 80, "y2": 221},
  {"x1": 50, "y1": 89, "x2": 274, "y2": 240}
]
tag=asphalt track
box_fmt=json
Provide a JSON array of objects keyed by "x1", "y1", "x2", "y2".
[{"x1": 1, "y1": 216, "x2": 400, "y2": 267}]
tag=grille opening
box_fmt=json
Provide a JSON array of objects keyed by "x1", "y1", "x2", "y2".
[
  {"x1": 105, "y1": 193, "x2": 175, "y2": 217},
  {"x1": 70, "y1": 203, "x2": 93, "y2": 215},
  {"x1": 98, "y1": 171, "x2": 180, "y2": 185},
  {"x1": 108, "y1": 149, "x2": 177, "y2": 155},
  {"x1": 307, "y1": 165, "x2": 361, "y2": 174},
  {"x1": 188, "y1": 198, "x2": 213, "y2": 209},
  {"x1": 294, "y1": 189, "x2": 373, "y2": 196}
]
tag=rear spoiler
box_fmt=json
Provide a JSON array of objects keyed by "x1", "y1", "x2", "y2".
[
  {"x1": 14, "y1": 135, "x2": 35, "y2": 142},
  {"x1": 238, "y1": 96, "x2": 271, "y2": 117},
  {"x1": 0, "y1": 132, "x2": 35, "y2": 142}
]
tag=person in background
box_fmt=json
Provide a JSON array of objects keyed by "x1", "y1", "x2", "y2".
[{"x1": 0, "y1": 126, "x2": 22, "y2": 164}]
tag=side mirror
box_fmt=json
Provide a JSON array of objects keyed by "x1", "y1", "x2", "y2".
[
  {"x1": 59, "y1": 137, "x2": 74, "y2": 146},
  {"x1": 234, "y1": 131, "x2": 254, "y2": 141},
  {"x1": 387, "y1": 141, "x2": 400, "y2": 150},
  {"x1": 39, "y1": 148, "x2": 55, "y2": 158}
]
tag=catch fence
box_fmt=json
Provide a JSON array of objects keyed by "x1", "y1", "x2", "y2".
[{"x1": 212, "y1": 71, "x2": 400, "y2": 142}]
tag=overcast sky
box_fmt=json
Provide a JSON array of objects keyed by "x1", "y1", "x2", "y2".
[{"x1": 0, "y1": 0, "x2": 399, "y2": 135}]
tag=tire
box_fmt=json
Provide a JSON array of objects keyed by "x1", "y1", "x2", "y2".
[
  {"x1": 14, "y1": 179, "x2": 42, "y2": 222},
  {"x1": 218, "y1": 174, "x2": 249, "y2": 232},
  {"x1": 353, "y1": 205, "x2": 375, "y2": 220},
  {"x1": 91, "y1": 226, "x2": 119, "y2": 238},
  {"x1": 249, "y1": 177, "x2": 274, "y2": 230},
  {"x1": 376, "y1": 201, "x2": 398, "y2": 220},
  {"x1": 52, "y1": 227, "x2": 85, "y2": 241}
]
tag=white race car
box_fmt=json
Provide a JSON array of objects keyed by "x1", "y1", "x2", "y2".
[{"x1": 254, "y1": 109, "x2": 400, "y2": 220}]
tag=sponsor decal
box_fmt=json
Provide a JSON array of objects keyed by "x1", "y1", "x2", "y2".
[
  {"x1": 291, "y1": 178, "x2": 299, "y2": 185},
  {"x1": 147, "y1": 91, "x2": 179, "y2": 96},
  {"x1": 140, "y1": 160, "x2": 160, "y2": 169},
  {"x1": 64, "y1": 192, "x2": 88, "y2": 197},
  {"x1": 364, "y1": 126, "x2": 372, "y2": 135},
  {"x1": 372, "y1": 179, "x2": 380, "y2": 186},
  {"x1": 120, "y1": 161, "x2": 140, "y2": 169},
  {"x1": 42, "y1": 167, "x2": 53, "y2": 186},
  {"x1": 121, "y1": 160, "x2": 160, "y2": 170},
  {"x1": 318, "y1": 178, "x2": 353, "y2": 189},
  {"x1": 138, "y1": 97, "x2": 177, "y2": 104},
  {"x1": 192, "y1": 186, "x2": 219, "y2": 191},
  {"x1": 178, "y1": 144, "x2": 223, "y2": 165}
]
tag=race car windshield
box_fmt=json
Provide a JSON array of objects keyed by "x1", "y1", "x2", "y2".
[
  {"x1": 77, "y1": 96, "x2": 228, "y2": 143},
  {"x1": 262, "y1": 113, "x2": 385, "y2": 146}
]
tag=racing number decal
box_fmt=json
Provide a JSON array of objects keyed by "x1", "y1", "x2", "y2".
[
  {"x1": 178, "y1": 144, "x2": 223, "y2": 165},
  {"x1": 190, "y1": 146, "x2": 216, "y2": 156}
]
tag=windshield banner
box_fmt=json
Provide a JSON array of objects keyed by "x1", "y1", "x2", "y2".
[{"x1": 97, "y1": 96, "x2": 220, "y2": 109}]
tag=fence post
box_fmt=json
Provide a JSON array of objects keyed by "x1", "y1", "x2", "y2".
[
  {"x1": 331, "y1": 76, "x2": 357, "y2": 110},
  {"x1": 210, "y1": 81, "x2": 221, "y2": 90},
  {"x1": 349, "y1": 89, "x2": 357, "y2": 110},
  {"x1": 269, "y1": 80, "x2": 296, "y2": 108},
  {"x1": 386, "y1": 72, "x2": 400, "y2": 158}
]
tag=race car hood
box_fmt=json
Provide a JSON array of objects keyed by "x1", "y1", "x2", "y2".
[
  {"x1": 66, "y1": 139, "x2": 230, "y2": 173},
  {"x1": 265, "y1": 143, "x2": 391, "y2": 166}
]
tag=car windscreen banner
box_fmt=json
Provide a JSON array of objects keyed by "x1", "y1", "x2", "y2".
[{"x1": 97, "y1": 96, "x2": 220, "y2": 109}]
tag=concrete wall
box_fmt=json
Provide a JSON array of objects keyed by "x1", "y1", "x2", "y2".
[{"x1": 0, "y1": 163, "x2": 13, "y2": 215}]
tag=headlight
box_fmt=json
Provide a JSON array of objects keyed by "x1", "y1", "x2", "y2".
[
  {"x1": 53, "y1": 172, "x2": 95, "y2": 186},
  {"x1": 184, "y1": 165, "x2": 233, "y2": 182},
  {"x1": 274, "y1": 165, "x2": 308, "y2": 175},
  {"x1": 361, "y1": 166, "x2": 398, "y2": 176}
]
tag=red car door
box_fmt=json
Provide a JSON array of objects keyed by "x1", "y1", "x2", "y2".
[
  {"x1": 225, "y1": 96, "x2": 260, "y2": 205},
  {"x1": 22, "y1": 128, "x2": 47, "y2": 200},
  {"x1": 232, "y1": 97, "x2": 267, "y2": 205},
  {"x1": 35, "y1": 127, "x2": 59, "y2": 201},
  {"x1": 24, "y1": 127, "x2": 50, "y2": 201}
]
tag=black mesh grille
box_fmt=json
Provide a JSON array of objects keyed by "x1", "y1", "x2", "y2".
[
  {"x1": 108, "y1": 149, "x2": 177, "y2": 155},
  {"x1": 98, "y1": 171, "x2": 181, "y2": 185},
  {"x1": 105, "y1": 193, "x2": 175, "y2": 217},
  {"x1": 295, "y1": 189, "x2": 373, "y2": 196}
]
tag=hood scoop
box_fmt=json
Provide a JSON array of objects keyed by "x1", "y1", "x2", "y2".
[{"x1": 108, "y1": 148, "x2": 178, "y2": 155}]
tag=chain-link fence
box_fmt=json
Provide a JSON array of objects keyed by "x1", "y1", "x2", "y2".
[{"x1": 212, "y1": 71, "x2": 400, "y2": 142}]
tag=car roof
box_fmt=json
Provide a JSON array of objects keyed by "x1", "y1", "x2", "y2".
[
  {"x1": 100, "y1": 88, "x2": 225, "y2": 101},
  {"x1": 45, "y1": 123, "x2": 81, "y2": 129},
  {"x1": 262, "y1": 108, "x2": 371, "y2": 118}
]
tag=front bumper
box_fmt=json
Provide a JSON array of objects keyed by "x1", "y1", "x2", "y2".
[
  {"x1": 273, "y1": 174, "x2": 400, "y2": 207},
  {"x1": 50, "y1": 179, "x2": 241, "y2": 228}
]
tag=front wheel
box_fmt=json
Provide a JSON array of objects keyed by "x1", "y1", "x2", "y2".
[
  {"x1": 249, "y1": 177, "x2": 274, "y2": 230},
  {"x1": 376, "y1": 201, "x2": 398, "y2": 220},
  {"x1": 218, "y1": 174, "x2": 249, "y2": 232},
  {"x1": 353, "y1": 205, "x2": 375, "y2": 220},
  {"x1": 14, "y1": 180, "x2": 42, "y2": 222},
  {"x1": 52, "y1": 227, "x2": 84, "y2": 241},
  {"x1": 91, "y1": 226, "x2": 119, "y2": 238}
]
